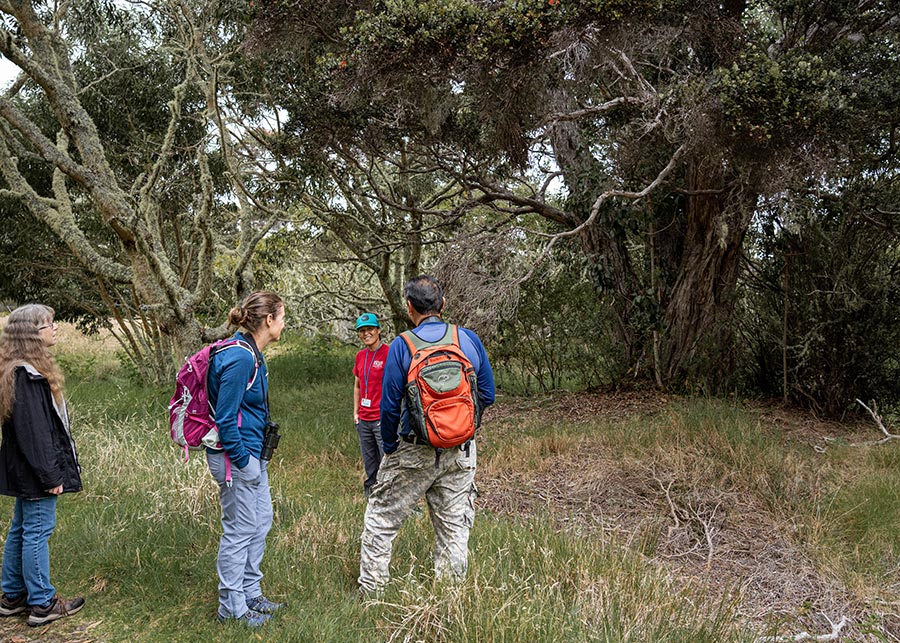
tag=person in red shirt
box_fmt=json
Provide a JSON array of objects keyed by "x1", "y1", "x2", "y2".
[{"x1": 352, "y1": 313, "x2": 390, "y2": 497}]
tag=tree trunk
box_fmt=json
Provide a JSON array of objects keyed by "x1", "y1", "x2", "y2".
[
  {"x1": 575, "y1": 223, "x2": 640, "y2": 365},
  {"x1": 660, "y1": 158, "x2": 755, "y2": 384},
  {"x1": 548, "y1": 94, "x2": 643, "y2": 364}
]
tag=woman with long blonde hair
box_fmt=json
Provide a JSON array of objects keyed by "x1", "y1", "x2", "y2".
[{"x1": 0, "y1": 304, "x2": 84, "y2": 627}]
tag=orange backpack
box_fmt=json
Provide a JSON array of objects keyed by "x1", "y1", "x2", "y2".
[{"x1": 401, "y1": 324, "x2": 481, "y2": 449}]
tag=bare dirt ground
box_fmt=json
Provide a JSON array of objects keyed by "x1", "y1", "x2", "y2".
[{"x1": 478, "y1": 390, "x2": 898, "y2": 641}]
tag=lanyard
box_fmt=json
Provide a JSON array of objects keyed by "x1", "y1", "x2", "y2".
[{"x1": 362, "y1": 345, "x2": 380, "y2": 399}]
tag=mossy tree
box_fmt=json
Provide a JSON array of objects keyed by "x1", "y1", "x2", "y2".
[
  {"x1": 252, "y1": 0, "x2": 900, "y2": 391},
  {"x1": 0, "y1": 0, "x2": 284, "y2": 379}
]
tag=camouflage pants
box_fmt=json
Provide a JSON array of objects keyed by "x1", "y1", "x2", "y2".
[{"x1": 358, "y1": 440, "x2": 477, "y2": 593}]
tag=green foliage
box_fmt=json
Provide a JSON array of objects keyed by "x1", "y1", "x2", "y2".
[
  {"x1": 248, "y1": 0, "x2": 900, "y2": 402},
  {"x1": 740, "y1": 187, "x2": 900, "y2": 416},
  {"x1": 717, "y1": 49, "x2": 843, "y2": 146},
  {"x1": 718, "y1": 1, "x2": 900, "y2": 158},
  {"x1": 349, "y1": 0, "x2": 652, "y2": 67},
  {"x1": 309, "y1": 0, "x2": 662, "y2": 163},
  {"x1": 0, "y1": 200, "x2": 104, "y2": 325},
  {"x1": 490, "y1": 247, "x2": 625, "y2": 394}
]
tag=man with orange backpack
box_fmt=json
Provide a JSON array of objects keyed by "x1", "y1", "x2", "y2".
[{"x1": 358, "y1": 275, "x2": 495, "y2": 594}]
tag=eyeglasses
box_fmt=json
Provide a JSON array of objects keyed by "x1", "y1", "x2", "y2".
[{"x1": 37, "y1": 322, "x2": 58, "y2": 331}]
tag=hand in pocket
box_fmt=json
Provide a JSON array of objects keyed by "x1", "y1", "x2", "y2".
[{"x1": 238, "y1": 456, "x2": 261, "y2": 483}]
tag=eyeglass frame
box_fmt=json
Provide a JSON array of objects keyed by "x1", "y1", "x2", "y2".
[{"x1": 37, "y1": 322, "x2": 58, "y2": 331}]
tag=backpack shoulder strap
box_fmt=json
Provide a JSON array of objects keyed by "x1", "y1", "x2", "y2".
[
  {"x1": 214, "y1": 339, "x2": 260, "y2": 390},
  {"x1": 399, "y1": 330, "x2": 416, "y2": 354},
  {"x1": 449, "y1": 325, "x2": 475, "y2": 368},
  {"x1": 401, "y1": 324, "x2": 454, "y2": 353}
]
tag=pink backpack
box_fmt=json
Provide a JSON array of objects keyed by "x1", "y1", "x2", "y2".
[{"x1": 168, "y1": 338, "x2": 258, "y2": 484}]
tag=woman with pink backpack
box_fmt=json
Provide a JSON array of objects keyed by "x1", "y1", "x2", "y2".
[{"x1": 206, "y1": 291, "x2": 286, "y2": 628}]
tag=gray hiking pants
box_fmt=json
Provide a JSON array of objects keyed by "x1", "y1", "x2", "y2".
[
  {"x1": 207, "y1": 451, "x2": 272, "y2": 619},
  {"x1": 358, "y1": 440, "x2": 477, "y2": 593}
]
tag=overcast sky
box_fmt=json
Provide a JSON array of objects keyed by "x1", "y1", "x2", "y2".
[{"x1": 0, "y1": 57, "x2": 16, "y2": 86}]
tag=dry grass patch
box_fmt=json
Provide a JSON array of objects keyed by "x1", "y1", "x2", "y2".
[
  {"x1": 478, "y1": 392, "x2": 889, "y2": 640},
  {"x1": 486, "y1": 389, "x2": 670, "y2": 429}
]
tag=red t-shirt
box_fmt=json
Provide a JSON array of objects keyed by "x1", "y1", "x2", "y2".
[{"x1": 353, "y1": 343, "x2": 390, "y2": 422}]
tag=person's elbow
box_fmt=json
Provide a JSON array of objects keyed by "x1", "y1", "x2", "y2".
[{"x1": 479, "y1": 370, "x2": 496, "y2": 406}]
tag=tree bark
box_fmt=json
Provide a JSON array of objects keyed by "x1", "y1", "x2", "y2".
[
  {"x1": 0, "y1": 2, "x2": 268, "y2": 379},
  {"x1": 660, "y1": 158, "x2": 756, "y2": 384},
  {"x1": 548, "y1": 94, "x2": 643, "y2": 364}
]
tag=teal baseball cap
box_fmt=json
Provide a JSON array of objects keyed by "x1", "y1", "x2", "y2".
[{"x1": 355, "y1": 312, "x2": 380, "y2": 330}]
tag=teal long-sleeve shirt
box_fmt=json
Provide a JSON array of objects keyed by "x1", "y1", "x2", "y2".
[{"x1": 206, "y1": 332, "x2": 267, "y2": 469}]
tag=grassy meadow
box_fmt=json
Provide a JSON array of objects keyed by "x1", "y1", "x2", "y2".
[{"x1": 0, "y1": 325, "x2": 898, "y2": 642}]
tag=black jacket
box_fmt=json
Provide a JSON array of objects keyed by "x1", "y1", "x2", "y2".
[{"x1": 0, "y1": 365, "x2": 82, "y2": 498}]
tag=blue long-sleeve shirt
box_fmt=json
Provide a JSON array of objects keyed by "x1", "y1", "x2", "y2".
[
  {"x1": 207, "y1": 332, "x2": 268, "y2": 469},
  {"x1": 380, "y1": 318, "x2": 495, "y2": 454}
]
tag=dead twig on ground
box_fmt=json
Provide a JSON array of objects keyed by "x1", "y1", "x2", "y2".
[
  {"x1": 691, "y1": 501, "x2": 720, "y2": 569},
  {"x1": 854, "y1": 399, "x2": 900, "y2": 445},
  {"x1": 652, "y1": 470, "x2": 681, "y2": 528},
  {"x1": 649, "y1": 467, "x2": 722, "y2": 567},
  {"x1": 754, "y1": 615, "x2": 847, "y2": 642}
]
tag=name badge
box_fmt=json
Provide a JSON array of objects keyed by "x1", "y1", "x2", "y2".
[{"x1": 360, "y1": 398, "x2": 372, "y2": 408}]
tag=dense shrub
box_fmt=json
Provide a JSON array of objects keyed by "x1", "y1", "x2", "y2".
[
  {"x1": 488, "y1": 251, "x2": 626, "y2": 394},
  {"x1": 739, "y1": 192, "x2": 900, "y2": 416}
]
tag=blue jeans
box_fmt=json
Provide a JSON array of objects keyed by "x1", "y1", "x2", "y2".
[
  {"x1": 207, "y1": 451, "x2": 272, "y2": 619},
  {"x1": 1, "y1": 496, "x2": 58, "y2": 606}
]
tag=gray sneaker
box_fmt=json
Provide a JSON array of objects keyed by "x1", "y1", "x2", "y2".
[
  {"x1": 218, "y1": 609, "x2": 272, "y2": 627},
  {"x1": 246, "y1": 595, "x2": 285, "y2": 614},
  {"x1": 27, "y1": 595, "x2": 85, "y2": 627}
]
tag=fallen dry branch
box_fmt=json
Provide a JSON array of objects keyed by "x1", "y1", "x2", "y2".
[
  {"x1": 691, "y1": 501, "x2": 720, "y2": 569},
  {"x1": 754, "y1": 615, "x2": 847, "y2": 643},
  {"x1": 854, "y1": 399, "x2": 900, "y2": 445},
  {"x1": 654, "y1": 473, "x2": 681, "y2": 529}
]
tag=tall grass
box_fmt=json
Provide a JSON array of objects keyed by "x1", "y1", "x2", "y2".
[{"x1": 0, "y1": 331, "x2": 896, "y2": 641}]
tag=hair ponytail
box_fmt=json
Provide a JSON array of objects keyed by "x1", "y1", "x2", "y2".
[
  {"x1": 227, "y1": 306, "x2": 248, "y2": 328},
  {"x1": 227, "y1": 292, "x2": 283, "y2": 333}
]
